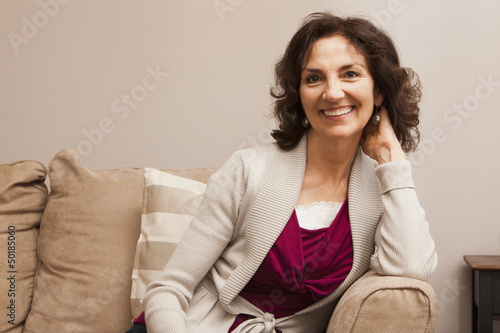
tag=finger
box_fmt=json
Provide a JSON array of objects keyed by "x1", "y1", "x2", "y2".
[
  {"x1": 378, "y1": 106, "x2": 390, "y2": 126},
  {"x1": 377, "y1": 106, "x2": 398, "y2": 137},
  {"x1": 378, "y1": 106, "x2": 401, "y2": 144}
]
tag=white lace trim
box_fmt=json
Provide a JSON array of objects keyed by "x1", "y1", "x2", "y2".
[{"x1": 295, "y1": 201, "x2": 343, "y2": 230}]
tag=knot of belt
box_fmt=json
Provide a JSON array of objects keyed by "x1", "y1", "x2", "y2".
[
  {"x1": 233, "y1": 312, "x2": 277, "y2": 333},
  {"x1": 262, "y1": 312, "x2": 276, "y2": 332}
]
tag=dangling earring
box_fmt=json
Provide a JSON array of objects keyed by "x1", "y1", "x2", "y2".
[
  {"x1": 302, "y1": 117, "x2": 310, "y2": 128},
  {"x1": 372, "y1": 105, "x2": 381, "y2": 125}
]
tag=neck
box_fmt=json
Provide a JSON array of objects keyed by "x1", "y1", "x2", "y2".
[{"x1": 306, "y1": 131, "x2": 360, "y2": 183}]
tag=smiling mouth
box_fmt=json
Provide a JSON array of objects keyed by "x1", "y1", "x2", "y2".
[{"x1": 322, "y1": 106, "x2": 354, "y2": 117}]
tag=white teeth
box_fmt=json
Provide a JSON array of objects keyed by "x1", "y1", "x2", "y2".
[{"x1": 323, "y1": 107, "x2": 353, "y2": 116}]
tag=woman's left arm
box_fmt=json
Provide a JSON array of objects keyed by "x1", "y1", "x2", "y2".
[
  {"x1": 370, "y1": 161, "x2": 438, "y2": 280},
  {"x1": 361, "y1": 107, "x2": 438, "y2": 281}
]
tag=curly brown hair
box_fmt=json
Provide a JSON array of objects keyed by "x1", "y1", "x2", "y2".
[{"x1": 270, "y1": 12, "x2": 421, "y2": 153}]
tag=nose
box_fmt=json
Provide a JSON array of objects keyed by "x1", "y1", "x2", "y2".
[{"x1": 323, "y1": 78, "x2": 345, "y2": 101}]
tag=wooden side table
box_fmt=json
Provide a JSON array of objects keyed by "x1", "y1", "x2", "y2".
[{"x1": 464, "y1": 255, "x2": 500, "y2": 333}]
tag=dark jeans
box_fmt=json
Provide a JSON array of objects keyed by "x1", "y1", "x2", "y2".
[{"x1": 125, "y1": 323, "x2": 147, "y2": 333}]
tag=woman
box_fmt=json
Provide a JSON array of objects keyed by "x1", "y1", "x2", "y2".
[{"x1": 130, "y1": 12, "x2": 437, "y2": 333}]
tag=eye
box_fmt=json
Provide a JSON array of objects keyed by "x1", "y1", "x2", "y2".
[
  {"x1": 305, "y1": 75, "x2": 321, "y2": 84},
  {"x1": 344, "y1": 71, "x2": 360, "y2": 79}
]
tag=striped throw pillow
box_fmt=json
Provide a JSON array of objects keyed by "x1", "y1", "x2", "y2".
[{"x1": 130, "y1": 167, "x2": 206, "y2": 318}]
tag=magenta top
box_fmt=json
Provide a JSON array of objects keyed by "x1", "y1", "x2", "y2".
[{"x1": 229, "y1": 200, "x2": 353, "y2": 332}]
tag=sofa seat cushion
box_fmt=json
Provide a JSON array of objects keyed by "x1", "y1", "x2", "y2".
[{"x1": 0, "y1": 160, "x2": 48, "y2": 333}]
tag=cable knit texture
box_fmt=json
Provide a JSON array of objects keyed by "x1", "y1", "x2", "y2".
[{"x1": 142, "y1": 137, "x2": 437, "y2": 333}]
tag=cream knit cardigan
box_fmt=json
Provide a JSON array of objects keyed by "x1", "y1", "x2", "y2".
[{"x1": 143, "y1": 137, "x2": 438, "y2": 333}]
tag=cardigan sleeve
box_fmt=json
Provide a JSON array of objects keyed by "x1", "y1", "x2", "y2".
[
  {"x1": 369, "y1": 160, "x2": 438, "y2": 281},
  {"x1": 142, "y1": 151, "x2": 247, "y2": 333}
]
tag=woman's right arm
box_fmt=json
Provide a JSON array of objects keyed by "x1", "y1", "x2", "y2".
[{"x1": 142, "y1": 151, "x2": 247, "y2": 333}]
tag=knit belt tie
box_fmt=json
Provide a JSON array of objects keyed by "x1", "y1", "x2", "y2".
[{"x1": 232, "y1": 312, "x2": 277, "y2": 333}]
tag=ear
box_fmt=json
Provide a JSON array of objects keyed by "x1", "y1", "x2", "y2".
[{"x1": 374, "y1": 89, "x2": 384, "y2": 107}]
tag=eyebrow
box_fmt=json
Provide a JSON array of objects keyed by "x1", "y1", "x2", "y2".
[
  {"x1": 303, "y1": 63, "x2": 367, "y2": 73},
  {"x1": 302, "y1": 68, "x2": 323, "y2": 74}
]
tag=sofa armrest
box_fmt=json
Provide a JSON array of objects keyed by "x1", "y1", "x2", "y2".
[{"x1": 326, "y1": 270, "x2": 437, "y2": 333}]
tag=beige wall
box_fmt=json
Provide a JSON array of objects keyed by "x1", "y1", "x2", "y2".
[{"x1": 2, "y1": 0, "x2": 500, "y2": 332}]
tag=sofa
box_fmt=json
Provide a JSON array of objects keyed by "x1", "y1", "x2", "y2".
[{"x1": 0, "y1": 148, "x2": 437, "y2": 333}]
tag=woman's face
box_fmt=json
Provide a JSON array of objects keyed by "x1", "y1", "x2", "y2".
[{"x1": 299, "y1": 35, "x2": 383, "y2": 145}]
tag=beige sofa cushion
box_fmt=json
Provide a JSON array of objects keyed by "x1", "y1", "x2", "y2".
[
  {"x1": 130, "y1": 167, "x2": 208, "y2": 319},
  {"x1": 24, "y1": 148, "x2": 145, "y2": 333},
  {"x1": 0, "y1": 160, "x2": 48, "y2": 333}
]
